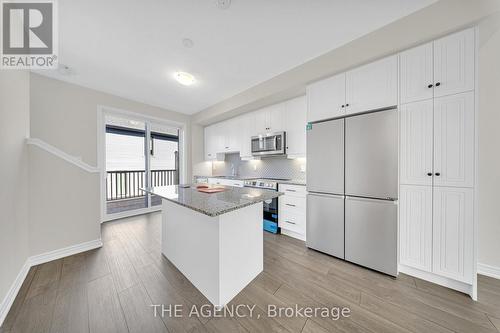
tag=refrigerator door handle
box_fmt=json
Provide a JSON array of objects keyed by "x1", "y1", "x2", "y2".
[
  {"x1": 345, "y1": 195, "x2": 397, "y2": 203},
  {"x1": 308, "y1": 192, "x2": 345, "y2": 199}
]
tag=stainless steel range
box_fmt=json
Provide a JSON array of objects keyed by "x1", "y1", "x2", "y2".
[
  {"x1": 244, "y1": 178, "x2": 287, "y2": 234},
  {"x1": 243, "y1": 179, "x2": 279, "y2": 190}
]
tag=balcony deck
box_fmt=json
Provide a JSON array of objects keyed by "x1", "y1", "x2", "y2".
[
  {"x1": 106, "y1": 195, "x2": 163, "y2": 214},
  {"x1": 106, "y1": 169, "x2": 177, "y2": 215}
]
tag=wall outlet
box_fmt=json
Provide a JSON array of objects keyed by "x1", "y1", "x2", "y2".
[
  {"x1": 253, "y1": 164, "x2": 257, "y2": 171},
  {"x1": 300, "y1": 165, "x2": 306, "y2": 173}
]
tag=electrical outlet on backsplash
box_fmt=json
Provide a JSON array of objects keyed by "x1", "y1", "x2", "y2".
[{"x1": 211, "y1": 153, "x2": 306, "y2": 181}]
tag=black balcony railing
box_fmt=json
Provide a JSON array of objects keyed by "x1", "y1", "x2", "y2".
[{"x1": 106, "y1": 169, "x2": 178, "y2": 201}]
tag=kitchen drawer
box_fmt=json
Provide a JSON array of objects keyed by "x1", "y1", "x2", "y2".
[
  {"x1": 278, "y1": 184, "x2": 306, "y2": 197},
  {"x1": 279, "y1": 211, "x2": 305, "y2": 234},
  {"x1": 279, "y1": 195, "x2": 306, "y2": 215}
]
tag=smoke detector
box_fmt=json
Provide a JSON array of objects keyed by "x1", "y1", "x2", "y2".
[
  {"x1": 58, "y1": 64, "x2": 73, "y2": 75},
  {"x1": 215, "y1": 0, "x2": 231, "y2": 10},
  {"x1": 182, "y1": 38, "x2": 194, "y2": 48}
]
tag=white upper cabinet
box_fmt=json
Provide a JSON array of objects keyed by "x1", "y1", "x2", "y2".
[
  {"x1": 433, "y1": 92, "x2": 475, "y2": 188},
  {"x1": 307, "y1": 55, "x2": 397, "y2": 121},
  {"x1": 400, "y1": 42, "x2": 434, "y2": 104},
  {"x1": 254, "y1": 103, "x2": 285, "y2": 134},
  {"x1": 433, "y1": 28, "x2": 475, "y2": 98},
  {"x1": 212, "y1": 122, "x2": 225, "y2": 153},
  {"x1": 204, "y1": 118, "x2": 241, "y2": 158},
  {"x1": 254, "y1": 108, "x2": 269, "y2": 134},
  {"x1": 239, "y1": 112, "x2": 255, "y2": 158},
  {"x1": 204, "y1": 125, "x2": 215, "y2": 160},
  {"x1": 203, "y1": 97, "x2": 306, "y2": 161},
  {"x1": 400, "y1": 100, "x2": 434, "y2": 186},
  {"x1": 432, "y1": 186, "x2": 474, "y2": 283},
  {"x1": 345, "y1": 55, "x2": 398, "y2": 115},
  {"x1": 204, "y1": 123, "x2": 224, "y2": 160},
  {"x1": 399, "y1": 185, "x2": 433, "y2": 272},
  {"x1": 306, "y1": 73, "x2": 346, "y2": 122},
  {"x1": 284, "y1": 96, "x2": 307, "y2": 157},
  {"x1": 269, "y1": 104, "x2": 285, "y2": 132},
  {"x1": 221, "y1": 117, "x2": 241, "y2": 152}
]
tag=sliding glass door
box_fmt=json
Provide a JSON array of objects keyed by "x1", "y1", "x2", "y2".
[
  {"x1": 149, "y1": 123, "x2": 180, "y2": 207},
  {"x1": 103, "y1": 114, "x2": 180, "y2": 219}
]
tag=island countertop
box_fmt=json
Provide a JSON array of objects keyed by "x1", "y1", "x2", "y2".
[{"x1": 142, "y1": 185, "x2": 282, "y2": 217}]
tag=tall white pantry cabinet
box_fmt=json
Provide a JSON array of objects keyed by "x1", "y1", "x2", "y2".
[{"x1": 398, "y1": 28, "x2": 477, "y2": 298}]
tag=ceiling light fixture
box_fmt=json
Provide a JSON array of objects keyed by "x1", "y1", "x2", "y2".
[
  {"x1": 215, "y1": 0, "x2": 231, "y2": 10},
  {"x1": 174, "y1": 71, "x2": 196, "y2": 86}
]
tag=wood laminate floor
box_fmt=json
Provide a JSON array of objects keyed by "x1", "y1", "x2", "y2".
[{"x1": 2, "y1": 212, "x2": 500, "y2": 333}]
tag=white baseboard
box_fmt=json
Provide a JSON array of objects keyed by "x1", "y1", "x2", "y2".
[
  {"x1": 478, "y1": 263, "x2": 500, "y2": 280},
  {"x1": 0, "y1": 260, "x2": 30, "y2": 327},
  {"x1": 399, "y1": 264, "x2": 474, "y2": 298},
  {"x1": 0, "y1": 239, "x2": 102, "y2": 327},
  {"x1": 280, "y1": 229, "x2": 306, "y2": 241},
  {"x1": 28, "y1": 239, "x2": 103, "y2": 266}
]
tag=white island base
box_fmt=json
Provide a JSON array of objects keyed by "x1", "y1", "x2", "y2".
[{"x1": 162, "y1": 199, "x2": 264, "y2": 307}]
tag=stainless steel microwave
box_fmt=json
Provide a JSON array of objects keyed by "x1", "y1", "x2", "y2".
[{"x1": 251, "y1": 132, "x2": 286, "y2": 156}]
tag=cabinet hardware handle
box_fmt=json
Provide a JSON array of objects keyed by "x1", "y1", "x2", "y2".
[
  {"x1": 435, "y1": 82, "x2": 441, "y2": 87},
  {"x1": 346, "y1": 103, "x2": 349, "y2": 107},
  {"x1": 341, "y1": 105, "x2": 345, "y2": 108},
  {"x1": 427, "y1": 172, "x2": 433, "y2": 176},
  {"x1": 286, "y1": 204, "x2": 296, "y2": 207},
  {"x1": 435, "y1": 172, "x2": 441, "y2": 176},
  {"x1": 285, "y1": 220, "x2": 296, "y2": 225},
  {"x1": 285, "y1": 189, "x2": 296, "y2": 192},
  {"x1": 428, "y1": 84, "x2": 433, "y2": 88}
]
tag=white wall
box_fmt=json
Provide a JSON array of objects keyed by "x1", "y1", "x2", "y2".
[
  {"x1": 478, "y1": 14, "x2": 500, "y2": 269},
  {"x1": 191, "y1": 0, "x2": 500, "y2": 180},
  {"x1": 0, "y1": 71, "x2": 30, "y2": 314},
  {"x1": 192, "y1": 0, "x2": 500, "y2": 126},
  {"x1": 29, "y1": 73, "x2": 191, "y2": 255}
]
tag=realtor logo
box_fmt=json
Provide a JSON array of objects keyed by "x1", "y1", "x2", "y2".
[{"x1": 1, "y1": 0, "x2": 58, "y2": 69}]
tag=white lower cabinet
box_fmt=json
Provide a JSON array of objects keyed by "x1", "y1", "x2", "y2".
[
  {"x1": 278, "y1": 184, "x2": 306, "y2": 240},
  {"x1": 400, "y1": 184, "x2": 474, "y2": 286},
  {"x1": 399, "y1": 185, "x2": 474, "y2": 285},
  {"x1": 399, "y1": 185, "x2": 433, "y2": 272},
  {"x1": 432, "y1": 186, "x2": 474, "y2": 283}
]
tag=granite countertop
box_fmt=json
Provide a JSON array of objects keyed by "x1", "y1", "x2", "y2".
[{"x1": 142, "y1": 185, "x2": 282, "y2": 217}]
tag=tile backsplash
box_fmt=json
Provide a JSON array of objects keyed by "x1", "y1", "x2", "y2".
[{"x1": 212, "y1": 153, "x2": 306, "y2": 180}]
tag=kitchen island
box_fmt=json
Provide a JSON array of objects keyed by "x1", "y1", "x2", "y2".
[{"x1": 143, "y1": 184, "x2": 281, "y2": 307}]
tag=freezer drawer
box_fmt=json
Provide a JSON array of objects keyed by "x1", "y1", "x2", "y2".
[
  {"x1": 306, "y1": 193, "x2": 344, "y2": 259},
  {"x1": 345, "y1": 109, "x2": 398, "y2": 199},
  {"x1": 345, "y1": 196, "x2": 397, "y2": 276},
  {"x1": 307, "y1": 119, "x2": 344, "y2": 194}
]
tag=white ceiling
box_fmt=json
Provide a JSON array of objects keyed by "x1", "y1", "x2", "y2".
[{"x1": 36, "y1": 0, "x2": 437, "y2": 114}]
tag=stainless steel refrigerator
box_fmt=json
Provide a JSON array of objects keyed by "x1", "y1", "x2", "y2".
[{"x1": 306, "y1": 108, "x2": 398, "y2": 276}]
